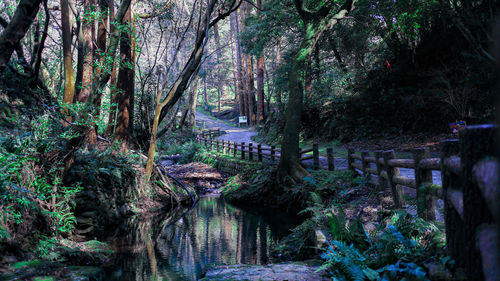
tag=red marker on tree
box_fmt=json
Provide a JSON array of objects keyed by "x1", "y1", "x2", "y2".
[{"x1": 385, "y1": 59, "x2": 391, "y2": 69}]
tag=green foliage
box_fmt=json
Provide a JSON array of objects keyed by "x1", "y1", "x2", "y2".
[
  {"x1": 317, "y1": 241, "x2": 379, "y2": 281},
  {"x1": 378, "y1": 261, "x2": 430, "y2": 281}
]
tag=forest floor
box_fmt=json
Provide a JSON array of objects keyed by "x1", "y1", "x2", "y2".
[{"x1": 195, "y1": 110, "x2": 445, "y2": 221}]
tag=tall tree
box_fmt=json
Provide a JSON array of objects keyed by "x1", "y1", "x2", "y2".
[
  {"x1": 61, "y1": 0, "x2": 75, "y2": 123},
  {"x1": 76, "y1": 0, "x2": 96, "y2": 104},
  {"x1": 256, "y1": 0, "x2": 265, "y2": 124},
  {"x1": 115, "y1": 1, "x2": 135, "y2": 148},
  {"x1": 230, "y1": 10, "x2": 245, "y2": 117},
  {"x1": 106, "y1": 2, "x2": 119, "y2": 135},
  {"x1": 0, "y1": 0, "x2": 43, "y2": 74},
  {"x1": 278, "y1": 0, "x2": 356, "y2": 181},
  {"x1": 213, "y1": 23, "x2": 226, "y2": 112}
]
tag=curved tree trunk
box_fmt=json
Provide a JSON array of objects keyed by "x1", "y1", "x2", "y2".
[{"x1": 0, "y1": 0, "x2": 43, "y2": 74}]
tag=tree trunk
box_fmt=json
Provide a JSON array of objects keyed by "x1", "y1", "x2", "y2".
[
  {"x1": 235, "y1": 7, "x2": 247, "y2": 117},
  {"x1": 230, "y1": 11, "x2": 244, "y2": 116},
  {"x1": 94, "y1": 0, "x2": 109, "y2": 117},
  {"x1": 0, "y1": 0, "x2": 43, "y2": 73},
  {"x1": 178, "y1": 75, "x2": 198, "y2": 131},
  {"x1": 61, "y1": 0, "x2": 75, "y2": 124},
  {"x1": 31, "y1": 0, "x2": 49, "y2": 79},
  {"x1": 256, "y1": 56, "x2": 265, "y2": 123},
  {"x1": 115, "y1": 3, "x2": 134, "y2": 149},
  {"x1": 245, "y1": 54, "x2": 256, "y2": 125},
  {"x1": 203, "y1": 75, "x2": 210, "y2": 112},
  {"x1": 188, "y1": 74, "x2": 200, "y2": 129},
  {"x1": 213, "y1": 23, "x2": 227, "y2": 106},
  {"x1": 278, "y1": 0, "x2": 356, "y2": 181},
  {"x1": 256, "y1": 0, "x2": 265, "y2": 123},
  {"x1": 106, "y1": 2, "x2": 118, "y2": 135},
  {"x1": 76, "y1": 0, "x2": 94, "y2": 104}
]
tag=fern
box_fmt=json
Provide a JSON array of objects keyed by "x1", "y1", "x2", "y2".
[{"x1": 318, "y1": 240, "x2": 379, "y2": 281}]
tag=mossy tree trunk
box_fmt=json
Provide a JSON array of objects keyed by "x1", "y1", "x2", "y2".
[
  {"x1": 60, "y1": 0, "x2": 75, "y2": 124},
  {"x1": 277, "y1": 0, "x2": 356, "y2": 182}
]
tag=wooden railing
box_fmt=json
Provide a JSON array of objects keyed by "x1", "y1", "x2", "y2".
[
  {"x1": 346, "y1": 147, "x2": 441, "y2": 220},
  {"x1": 196, "y1": 125, "x2": 499, "y2": 281},
  {"x1": 196, "y1": 129, "x2": 335, "y2": 171}
]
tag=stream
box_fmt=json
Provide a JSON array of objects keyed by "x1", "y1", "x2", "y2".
[{"x1": 103, "y1": 195, "x2": 299, "y2": 280}]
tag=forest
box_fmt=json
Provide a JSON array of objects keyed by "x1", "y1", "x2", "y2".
[{"x1": 0, "y1": 0, "x2": 499, "y2": 280}]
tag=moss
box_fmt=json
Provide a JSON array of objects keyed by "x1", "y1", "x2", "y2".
[{"x1": 11, "y1": 259, "x2": 43, "y2": 269}]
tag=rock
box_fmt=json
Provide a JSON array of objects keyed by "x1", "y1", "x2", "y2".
[
  {"x1": 199, "y1": 263, "x2": 328, "y2": 281},
  {"x1": 423, "y1": 262, "x2": 453, "y2": 281},
  {"x1": 160, "y1": 160, "x2": 174, "y2": 166},
  {"x1": 67, "y1": 266, "x2": 103, "y2": 280}
]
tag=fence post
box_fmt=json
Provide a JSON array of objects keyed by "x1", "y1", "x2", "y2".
[
  {"x1": 241, "y1": 142, "x2": 245, "y2": 160},
  {"x1": 440, "y1": 139, "x2": 465, "y2": 268},
  {"x1": 383, "y1": 150, "x2": 404, "y2": 208},
  {"x1": 327, "y1": 148, "x2": 334, "y2": 171},
  {"x1": 217, "y1": 128, "x2": 220, "y2": 136},
  {"x1": 347, "y1": 149, "x2": 355, "y2": 173},
  {"x1": 208, "y1": 129, "x2": 212, "y2": 139},
  {"x1": 374, "y1": 151, "x2": 386, "y2": 189},
  {"x1": 222, "y1": 140, "x2": 226, "y2": 154},
  {"x1": 459, "y1": 125, "x2": 496, "y2": 279},
  {"x1": 257, "y1": 144, "x2": 262, "y2": 162},
  {"x1": 227, "y1": 141, "x2": 231, "y2": 155},
  {"x1": 233, "y1": 142, "x2": 237, "y2": 158},
  {"x1": 413, "y1": 147, "x2": 435, "y2": 221},
  {"x1": 203, "y1": 120, "x2": 206, "y2": 130},
  {"x1": 313, "y1": 143, "x2": 319, "y2": 170},
  {"x1": 271, "y1": 146, "x2": 276, "y2": 162},
  {"x1": 249, "y1": 143, "x2": 254, "y2": 161},
  {"x1": 216, "y1": 139, "x2": 220, "y2": 152},
  {"x1": 210, "y1": 139, "x2": 214, "y2": 151},
  {"x1": 361, "y1": 151, "x2": 369, "y2": 176}
]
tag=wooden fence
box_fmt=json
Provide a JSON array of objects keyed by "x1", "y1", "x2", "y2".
[
  {"x1": 196, "y1": 125, "x2": 499, "y2": 280},
  {"x1": 196, "y1": 129, "x2": 335, "y2": 170}
]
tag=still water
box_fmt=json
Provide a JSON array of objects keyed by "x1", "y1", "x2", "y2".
[{"x1": 104, "y1": 196, "x2": 298, "y2": 280}]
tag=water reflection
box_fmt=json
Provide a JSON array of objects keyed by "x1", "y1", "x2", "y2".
[{"x1": 105, "y1": 196, "x2": 298, "y2": 281}]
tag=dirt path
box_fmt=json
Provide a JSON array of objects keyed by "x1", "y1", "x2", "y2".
[{"x1": 196, "y1": 111, "x2": 258, "y2": 144}]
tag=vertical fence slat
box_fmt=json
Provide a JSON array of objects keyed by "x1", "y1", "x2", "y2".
[
  {"x1": 241, "y1": 142, "x2": 245, "y2": 160},
  {"x1": 233, "y1": 142, "x2": 237, "y2": 158},
  {"x1": 414, "y1": 147, "x2": 435, "y2": 221},
  {"x1": 361, "y1": 151, "x2": 369, "y2": 176},
  {"x1": 347, "y1": 148, "x2": 355, "y2": 173},
  {"x1": 258, "y1": 144, "x2": 262, "y2": 162},
  {"x1": 249, "y1": 143, "x2": 254, "y2": 161},
  {"x1": 327, "y1": 148, "x2": 334, "y2": 171},
  {"x1": 313, "y1": 143, "x2": 319, "y2": 170},
  {"x1": 271, "y1": 146, "x2": 276, "y2": 162},
  {"x1": 383, "y1": 150, "x2": 404, "y2": 208},
  {"x1": 374, "y1": 151, "x2": 386, "y2": 189}
]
